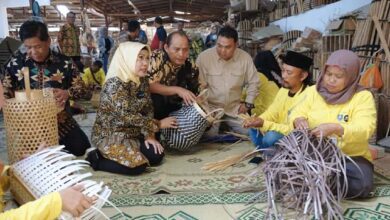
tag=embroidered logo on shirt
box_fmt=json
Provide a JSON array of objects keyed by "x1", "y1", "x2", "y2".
[{"x1": 337, "y1": 114, "x2": 349, "y2": 122}]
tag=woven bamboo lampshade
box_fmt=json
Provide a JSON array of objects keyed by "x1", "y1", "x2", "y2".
[{"x1": 3, "y1": 67, "x2": 58, "y2": 164}]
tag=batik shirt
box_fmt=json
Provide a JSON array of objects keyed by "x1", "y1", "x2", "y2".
[
  {"x1": 2, "y1": 50, "x2": 91, "y2": 138},
  {"x1": 91, "y1": 77, "x2": 159, "y2": 168},
  {"x1": 58, "y1": 23, "x2": 81, "y2": 57},
  {"x1": 148, "y1": 49, "x2": 199, "y2": 97}
]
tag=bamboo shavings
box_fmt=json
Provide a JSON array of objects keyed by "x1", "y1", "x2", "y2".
[
  {"x1": 263, "y1": 130, "x2": 349, "y2": 220},
  {"x1": 202, "y1": 150, "x2": 257, "y2": 172}
]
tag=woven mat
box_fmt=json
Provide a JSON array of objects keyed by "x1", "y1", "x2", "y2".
[
  {"x1": 373, "y1": 153, "x2": 390, "y2": 179},
  {"x1": 90, "y1": 141, "x2": 262, "y2": 196}
]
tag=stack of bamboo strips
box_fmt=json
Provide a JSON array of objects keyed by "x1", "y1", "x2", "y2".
[
  {"x1": 237, "y1": 19, "x2": 252, "y2": 47},
  {"x1": 282, "y1": 30, "x2": 302, "y2": 49},
  {"x1": 352, "y1": 0, "x2": 390, "y2": 58},
  {"x1": 269, "y1": 1, "x2": 289, "y2": 21},
  {"x1": 381, "y1": 62, "x2": 390, "y2": 96},
  {"x1": 270, "y1": 0, "x2": 341, "y2": 21},
  {"x1": 321, "y1": 34, "x2": 353, "y2": 68}
]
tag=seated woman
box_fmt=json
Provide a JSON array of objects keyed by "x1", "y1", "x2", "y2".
[
  {"x1": 87, "y1": 42, "x2": 177, "y2": 175},
  {"x1": 250, "y1": 50, "x2": 282, "y2": 116},
  {"x1": 292, "y1": 50, "x2": 376, "y2": 198}
]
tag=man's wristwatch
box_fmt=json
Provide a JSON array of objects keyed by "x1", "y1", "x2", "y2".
[{"x1": 245, "y1": 102, "x2": 255, "y2": 109}]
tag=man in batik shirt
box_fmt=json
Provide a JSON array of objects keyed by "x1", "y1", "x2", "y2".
[
  {"x1": 148, "y1": 31, "x2": 199, "y2": 120},
  {"x1": 2, "y1": 20, "x2": 91, "y2": 156},
  {"x1": 58, "y1": 12, "x2": 81, "y2": 62}
]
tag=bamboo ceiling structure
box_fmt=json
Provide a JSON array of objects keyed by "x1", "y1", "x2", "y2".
[{"x1": 6, "y1": 0, "x2": 230, "y2": 29}]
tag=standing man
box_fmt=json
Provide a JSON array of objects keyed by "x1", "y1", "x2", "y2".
[
  {"x1": 196, "y1": 25, "x2": 259, "y2": 136},
  {"x1": 2, "y1": 20, "x2": 91, "y2": 156},
  {"x1": 177, "y1": 21, "x2": 184, "y2": 31},
  {"x1": 97, "y1": 26, "x2": 114, "y2": 73},
  {"x1": 128, "y1": 20, "x2": 141, "y2": 42},
  {"x1": 243, "y1": 51, "x2": 313, "y2": 153},
  {"x1": 58, "y1": 11, "x2": 81, "y2": 62},
  {"x1": 148, "y1": 31, "x2": 199, "y2": 119},
  {"x1": 151, "y1": 17, "x2": 167, "y2": 51}
]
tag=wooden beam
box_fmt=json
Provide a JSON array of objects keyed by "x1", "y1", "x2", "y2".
[{"x1": 372, "y1": 15, "x2": 390, "y2": 62}]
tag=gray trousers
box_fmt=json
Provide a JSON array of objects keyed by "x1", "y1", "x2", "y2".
[
  {"x1": 204, "y1": 114, "x2": 248, "y2": 137},
  {"x1": 345, "y1": 156, "x2": 374, "y2": 198}
]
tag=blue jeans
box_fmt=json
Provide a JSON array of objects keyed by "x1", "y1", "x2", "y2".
[
  {"x1": 102, "y1": 53, "x2": 109, "y2": 74},
  {"x1": 249, "y1": 129, "x2": 284, "y2": 149}
]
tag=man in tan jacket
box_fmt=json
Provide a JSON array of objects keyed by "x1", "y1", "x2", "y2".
[{"x1": 196, "y1": 25, "x2": 259, "y2": 136}]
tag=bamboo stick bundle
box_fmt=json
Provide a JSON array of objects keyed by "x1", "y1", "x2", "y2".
[
  {"x1": 263, "y1": 130, "x2": 349, "y2": 220},
  {"x1": 382, "y1": 62, "x2": 390, "y2": 96}
]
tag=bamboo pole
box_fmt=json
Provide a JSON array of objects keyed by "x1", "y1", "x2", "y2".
[{"x1": 372, "y1": 15, "x2": 390, "y2": 62}]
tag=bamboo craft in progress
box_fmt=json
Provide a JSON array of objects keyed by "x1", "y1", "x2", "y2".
[
  {"x1": 10, "y1": 146, "x2": 119, "y2": 220},
  {"x1": 263, "y1": 130, "x2": 350, "y2": 220},
  {"x1": 3, "y1": 67, "x2": 58, "y2": 164}
]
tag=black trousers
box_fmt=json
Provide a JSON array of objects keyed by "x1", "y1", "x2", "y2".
[
  {"x1": 59, "y1": 125, "x2": 91, "y2": 156},
  {"x1": 86, "y1": 139, "x2": 164, "y2": 175},
  {"x1": 151, "y1": 94, "x2": 181, "y2": 120}
]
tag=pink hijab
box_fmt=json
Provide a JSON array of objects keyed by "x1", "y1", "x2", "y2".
[{"x1": 316, "y1": 50, "x2": 365, "y2": 105}]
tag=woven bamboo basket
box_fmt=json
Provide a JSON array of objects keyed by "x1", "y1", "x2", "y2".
[
  {"x1": 10, "y1": 146, "x2": 114, "y2": 219},
  {"x1": 3, "y1": 68, "x2": 58, "y2": 164}
]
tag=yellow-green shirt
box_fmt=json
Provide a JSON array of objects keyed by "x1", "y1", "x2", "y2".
[
  {"x1": 260, "y1": 85, "x2": 310, "y2": 135},
  {"x1": 0, "y1": 165, "x2": 62, "y2": 220},
  {"x1": 290, "y1": 86, "x2": 376, "y2": 161},
  {"x1": 0, "y1": 192, "x2": 62, "y2": 220},
  {"x1": 82, "y1": 68, "x2": 105, "y2": 87},
  {"x1": 252, "y1": 72, "x2": 279, "y2": 116}
]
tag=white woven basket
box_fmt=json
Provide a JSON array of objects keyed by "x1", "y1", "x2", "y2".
[{"x1": 10, "y1": 146, "x2": 115, "y2": 220}]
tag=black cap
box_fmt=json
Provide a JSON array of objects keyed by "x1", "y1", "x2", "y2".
[{"x1": 280, "y1": 51, "x2": 313, "y2": 71}]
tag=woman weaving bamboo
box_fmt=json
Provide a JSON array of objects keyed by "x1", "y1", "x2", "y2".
[
  {"x1": 291, "y1": 50, "x2": 376, "y2": 198},
  {"x1": 87, "y1": 42, "x2": 177, "y2": 175}
]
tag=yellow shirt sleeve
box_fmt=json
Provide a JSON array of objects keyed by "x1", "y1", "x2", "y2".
[
  {"x1": 0, "y1": 192, "x2": 62, "y2": 220},
  {"x1": 97, "y1": 69, "x2": 106, "y2": 86},
  {"x1": 339, "y1": 91, "x2": 376, "y2": 161},
  {"x1": 82, "y1": 68, "x2": 92, "y2": 86},
  {"x1": 260, "y1": 89, "x2": 291, "y2": 135}
]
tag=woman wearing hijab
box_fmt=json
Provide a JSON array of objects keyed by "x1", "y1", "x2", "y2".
[
  {"x1": 87, "y1": 42, "x2": 177, "y2": 175},
  {"x1": 292, "y1": 50, "x2": 376, "y2": 198}
]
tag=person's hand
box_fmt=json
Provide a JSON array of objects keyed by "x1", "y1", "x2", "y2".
[
  {"x1": 53, "y1": 88, "x2": 69, "y2": 108},
  {"x1": 294, "y1": 117, "x2": 309, "y2": 130},
  {"x1": 310, "y1": 123, "x2": 344, "y2": 137},
  {"x1": 243, "y1": 117, "x2": 263, "y2": 128},
  {"x1": 59, "y1": 185, "x2": 95, "y2": 217},
  {"x1": 145, "y1": 137, "x2": 164, "y2": 154},
  {"x1": 238, "y1": 103, "x2": 248, "y2": 114},
  {"x1": 160, "y1": 117, "x2": 178, "y2": 129},
  {"x1": 176, "y1": 87, "x2": 196, "y2": 105}
]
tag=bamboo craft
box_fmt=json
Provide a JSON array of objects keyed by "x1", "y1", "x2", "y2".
[
  {"x1": 352, "y1": 0, "x2": 390, "y2": 58},
  {"x1": 381, "y1": 62, "x2": 390, "y2": 96},
  {"x1": 3, "y1": 68, "x2": 58, "y2": 164},
  {"x1": 321, "y1": 34, "x2": 353, "y2": 68},
  {"x1": 264, "y1": 130, "x2": 349, "y2": 220},
  {"x1": 10, "y1": 146, "x2": 115, "y2": 220}
]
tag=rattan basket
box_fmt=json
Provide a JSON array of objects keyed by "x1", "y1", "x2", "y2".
[
  {"x1": 3, "y1": 68, "x2": 59, "y2": 164},
  {"x1": 10, "y1": 145, "x2": 113, "y2": 220}
]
